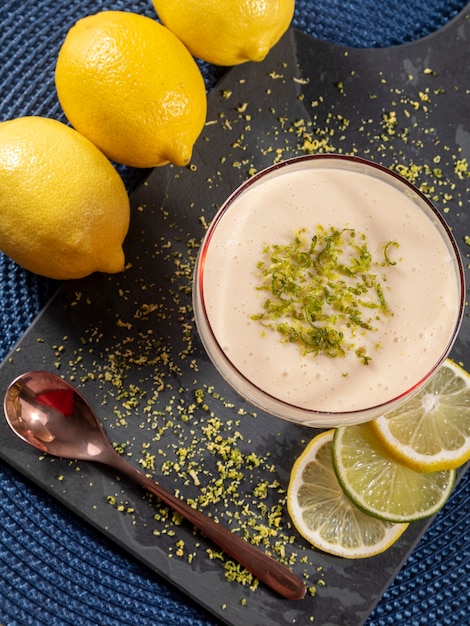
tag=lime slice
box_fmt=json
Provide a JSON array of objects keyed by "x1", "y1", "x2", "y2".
[
  {"x1": 332, "y1": 423, "x2": 456, "y2": 523},
  {"x1": 371, "y1": 359, "x2": 470, "y2": 472},
  {"x1": 287, "y1": 430, "x2": 409, "y2": 558}
]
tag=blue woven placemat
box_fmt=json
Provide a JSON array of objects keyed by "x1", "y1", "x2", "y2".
[{"x1": 1, "y1": 1, "x2": 469, "y2": 624}]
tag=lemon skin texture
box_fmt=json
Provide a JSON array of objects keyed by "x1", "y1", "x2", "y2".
[
  {"x1": 55, "y1": 11, "x2": 207, "y2": 168},
  {"x1": 0, "y1": 116, "x2": 130, "y2": 280},
  {"x1": 152, "y1": 0, "x2": 295, "y2": 66}
]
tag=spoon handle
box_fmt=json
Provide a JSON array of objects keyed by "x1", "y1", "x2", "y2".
[{"x1": 104, "y1": 449, "x2": 306, "y2": 600}]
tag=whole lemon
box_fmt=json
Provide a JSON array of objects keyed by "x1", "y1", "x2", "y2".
[
  {"x1": 152, "y1": 0, "x2": 295, "y2": 66},
  {"x1": 0, "y1": 116, "x2": 130, "y2": 280},
  {"x1": 55, "y1": 11, "x2": 207, "y2": 168}
]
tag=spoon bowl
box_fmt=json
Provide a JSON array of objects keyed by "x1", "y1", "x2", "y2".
[
  {"x1": 5, "y1": 372, "x2": 106, "y2": 458},
  {"x1": 4, "y1": 370, "x2": 306, "y2": 601}
]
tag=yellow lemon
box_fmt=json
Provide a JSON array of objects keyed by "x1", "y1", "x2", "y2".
[
  {"x1": 55, "y1": 11, "x2": 207, "y2": 168},
  {"x1": 152, "y1": 0, "x2": 295, "y2": 66},
  {"x1": 0, "y1": 116, "x2": 130, "y2": 280}
]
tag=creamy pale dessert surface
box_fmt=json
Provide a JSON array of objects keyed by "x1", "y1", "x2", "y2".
[{"x1": 200, "y1": 163, "x2": 461, "y2": 414}]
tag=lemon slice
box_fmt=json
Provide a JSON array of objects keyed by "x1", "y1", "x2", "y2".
[
  {"x1": 287, "y1": 430, "x2": 409, "y2": 558},
  {"x1": 371, "y1": 359, "x2": 470, "y2": 472},
  {"x1": 332, "y1": 423, "x2": 456, "y2": 523}
]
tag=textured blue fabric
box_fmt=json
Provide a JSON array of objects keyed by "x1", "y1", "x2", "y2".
[{"x1": 0, "y1": 1, "x2": 469, "y2": 625}]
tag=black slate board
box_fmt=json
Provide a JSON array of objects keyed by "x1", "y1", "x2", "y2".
[{"x1": 1, "y1": 9, "x2": 469, "y2": 626}]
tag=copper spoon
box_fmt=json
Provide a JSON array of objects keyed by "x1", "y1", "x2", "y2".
[{"x1": 3, "y1": 371, "x2": 306, "y2": 600}]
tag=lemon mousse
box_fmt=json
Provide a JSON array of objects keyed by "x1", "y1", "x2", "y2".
[{"x1": 193, "y1": 156, "x2": 464, "y2": 426}]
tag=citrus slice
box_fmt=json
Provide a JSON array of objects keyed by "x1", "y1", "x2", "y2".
[
  {"x1": 287, "y1": 430, "x2": 409, "y2": 558},
  {"x1": 371, "y1": 359, "x2": 470, "y2": 472},
  {"x1": 332, "y1": 423, "x2": 456, "y2": 523}
]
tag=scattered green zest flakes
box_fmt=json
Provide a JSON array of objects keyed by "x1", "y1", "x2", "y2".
[
  {"x1": 251, "y1": 226, "x2": 398, "y2": 362},
  {"x1": 384, "y1": 240, "x2": 400, "y2": 265}
]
